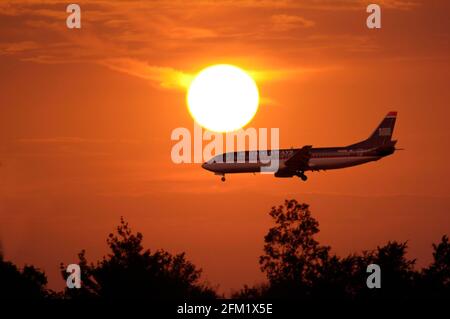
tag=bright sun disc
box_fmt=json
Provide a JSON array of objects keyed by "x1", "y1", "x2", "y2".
[{"x1": 187, "y1": 64, "x2": 259, "y2": 132}]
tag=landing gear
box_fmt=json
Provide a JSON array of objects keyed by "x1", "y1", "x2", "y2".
[
  {"x1": 215, "y1": 173, "x2": 226, "y2": 182},
  {"x1": 296, "y1": 171, "x2": 308, "y2": 181}
]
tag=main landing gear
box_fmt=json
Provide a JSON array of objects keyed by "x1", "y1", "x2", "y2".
[{"x1": 296, "y1": 171, "x2": 308, "y2": 181}]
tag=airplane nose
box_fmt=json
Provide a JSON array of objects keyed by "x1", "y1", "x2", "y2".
[{"x1": 202, "y1": 162, "x2": 213, "y2": 171}]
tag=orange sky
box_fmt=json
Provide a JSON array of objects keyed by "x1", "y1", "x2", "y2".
[{"x1": 0, "y1": 0, "x2": 449, "y2": 294}]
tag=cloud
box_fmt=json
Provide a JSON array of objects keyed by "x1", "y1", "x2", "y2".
[
  {"x1": 250, "y1": 66, "x2": 333, "y2": 82},
  {"x1": 99, "y1": 58, "x2": 328, "y2": 90},
  {"x1": 192, "y1": 0, "x2": 420, "y2": 10},
  {"x1": 16, "y1": 137, "x2": 141, "y2": 145},
  {"x1": 0, "y1": 41, "x2": 40, "y2": 54},
  {"x1": 100, "y1": 58, "x2": 194, "y2": 90},
  {"x1": 5, "y1": 137, "x2": 143, "y2": 159},
  {"x1": 270, "y1": 14, "x2": 315, "y2": 31},
  {"x1": 0, "y1": 0, "x2": 425, "y2": 87},
  {"x1": 166, "y1": 26, "x2": 219, "y2": 40}
]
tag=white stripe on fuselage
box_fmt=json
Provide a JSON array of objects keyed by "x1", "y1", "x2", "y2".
[
  {"x1": 308, "y1": 156, "x2": 380, "y2": 170},
  {"x1": 204, "y1": 156, "x2": 380, "y2": 174}
]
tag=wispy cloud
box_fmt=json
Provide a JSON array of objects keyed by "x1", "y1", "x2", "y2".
[
  {"x1": 16, "y1": 137, "x2": 141, "y2": 145},
  {"x1": 0, "y1": 41, "x2": 40, "y2": 54},
  {"x1": 0, "y1": 0, "x2": 425, "y2": 88},
  {"x1": 270, "y1": 14, "x2": 315, "y2": 31},
  {"x1": 2, "y1": 137, "x2": 145, "y2": 160},
  {"x1": 100, "y1": 58, "x2": 194, "y2": 90},
  {"x1": 250, "y1": 66, "x2": 336, "y2": 82}
]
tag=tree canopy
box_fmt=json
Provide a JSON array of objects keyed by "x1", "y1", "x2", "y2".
[
  {"x1": 235, "y1": 199, "x2": 450, "y2": 300},
  {"x1": 60, "y1": 217, "x2": 216, "y2": 300},
  {"x1": 0, "y1": 253, "x2": 49, "y2": 299},
  {"x1": 0, "y1": 200, "x2": 448, "y2": 300}
]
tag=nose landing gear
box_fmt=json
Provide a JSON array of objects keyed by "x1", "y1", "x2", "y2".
[{"x1": 214, "y1": 173, "x2": 226, "y2": 182}]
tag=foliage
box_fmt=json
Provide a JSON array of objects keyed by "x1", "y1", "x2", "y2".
[
  {"x1": 0, "y1": 253, "x2": 49, "y2": 299},
  {"x1": 234, "y1": 199, "x2": 450, "y2": 300},
  {"x1": 61, "y1": 217, "x2": 216, "y2": 299},
  {"x1": 0, "y1": 201, "x2": 448, "y2": 300}
]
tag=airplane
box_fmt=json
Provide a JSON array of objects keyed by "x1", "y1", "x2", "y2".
[{"x1": 201, "y1": 111, "x2": 399, "y2": 182}]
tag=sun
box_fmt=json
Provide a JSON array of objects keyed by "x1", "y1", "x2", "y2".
[{"x1": 187, "y1": 64, "x2": 259, "y2": 132}]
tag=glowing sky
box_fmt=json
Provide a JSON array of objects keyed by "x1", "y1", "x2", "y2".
[{"x1": 0, "y1": 0, "x2": 449, "y2": 294}]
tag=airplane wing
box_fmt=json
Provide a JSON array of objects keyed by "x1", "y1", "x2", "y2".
[{"x1": 284, "y1": 145, "x2": 313, "y2": 170}]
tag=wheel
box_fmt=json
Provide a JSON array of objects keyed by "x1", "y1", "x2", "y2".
[
  {"x1": 300, "y1": 174, "x2": 307, "y2": 181},
  {"x1": 221, "y1": 176, "x2": 226, "y2": 182}
]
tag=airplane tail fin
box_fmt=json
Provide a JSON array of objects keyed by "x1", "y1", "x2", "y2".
[{"x1": 349, "y1": 111, "x2": 397, "y2": 149}]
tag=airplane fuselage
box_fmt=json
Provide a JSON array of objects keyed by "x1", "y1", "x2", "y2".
[{"x1": 201, "y1": 145, "x2": 395, "y2": 175}]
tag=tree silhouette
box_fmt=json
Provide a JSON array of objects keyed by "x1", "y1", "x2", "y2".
[
  {"x1": 0, "y1": 253, "x2": 49, "y2": 299},
  {"x1": 258, "y1": 199, "x2": 332, "y2": 298},
  {"x1": 420, "y1": 235, "x2": 450, "y2": 299},
  {"x1": 61, "y1": 217, "x2": 216, "y2": 300},
  {"x1": 235, "y1": 199, "x2": 450, "y2": 300},
  {"x1": 0, "y1": 200, "x2": 448, "y2": 301}
]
